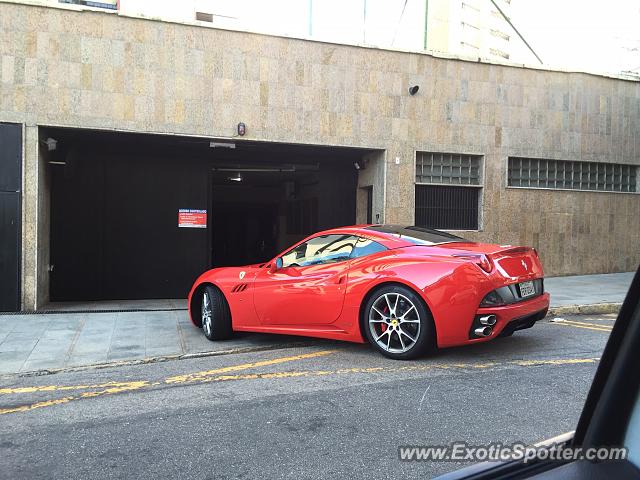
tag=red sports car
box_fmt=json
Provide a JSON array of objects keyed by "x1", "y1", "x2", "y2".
[{"x1": 187, "y1": 225, "x2": 550, "y2": 359}]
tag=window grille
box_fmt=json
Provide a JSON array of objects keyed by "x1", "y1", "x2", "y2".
[
  {"x1": 416, "y1": 152, "x2": 482, "y2": 186},
  {"x1": 508, "y1": 157, "x2": 638, "y2": 193}
]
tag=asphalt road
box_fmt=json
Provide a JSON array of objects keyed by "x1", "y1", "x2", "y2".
[{"x1": 0, "y1": 314, "x2": 615, "y2": 480}]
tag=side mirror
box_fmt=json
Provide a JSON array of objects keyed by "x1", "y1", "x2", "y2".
[{"x1": 269, "y1": 257, "x2": 283, "y2": 273}]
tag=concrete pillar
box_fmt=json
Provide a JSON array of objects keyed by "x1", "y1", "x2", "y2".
[
  {"x1": 36, "y1": 130, "x2": 51, "y2": 309},
  {"x1": 383, "y1": 145, "x2": 415, "y2": 224},
  {"x1": 21, "y1": 125, "x2": 50, "y2": 311},
  {"x1": 356, "y1": 150, "x2": 386, "y2": 224}
]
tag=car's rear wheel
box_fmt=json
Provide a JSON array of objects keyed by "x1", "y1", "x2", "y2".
[
  {"x1": 200, "y1": 285, "x2": 232, "y2": 341},
  {"x1": 363, "y1": 285, "x2": 434, "y2": 360}
]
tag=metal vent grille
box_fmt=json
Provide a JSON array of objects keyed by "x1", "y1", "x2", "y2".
[
  {"x1": 415, "y1": 185, "x2": 479, "y2": 230},
  {"x1": 231, "y1": 284, "x2": 249, "y2": 293},
  {"x1": 508, "y1": 157, "x2": 638, "y2": 193},
  {"x1": 416, "y1": 152, "x2": 482, "y2": 186},
  {"x1": 195, "y1": 11, "x2": 214, "y2": 22}
]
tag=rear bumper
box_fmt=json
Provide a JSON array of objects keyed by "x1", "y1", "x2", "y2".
[
  {"x1": 472, "y1": 292, "x2": 550, "y2": 340},
  {"x1": 436, "y1": 291, "x2": 550, "y2": 347},
  {"x1": 498, "y1": 308, "x2": 548, "y2": 337}
]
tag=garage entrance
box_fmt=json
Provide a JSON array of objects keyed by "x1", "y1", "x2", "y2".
[{"x1": 45, "y1": 127, "x2": 375, "y2": 302}]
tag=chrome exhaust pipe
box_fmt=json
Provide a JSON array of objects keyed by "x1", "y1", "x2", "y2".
[
  {"x1": 474, "y1": 326, "x2": 493, "y2": 337},
  {"x1": 479, "y1": 315, "x2": 497, "y2": 326}
]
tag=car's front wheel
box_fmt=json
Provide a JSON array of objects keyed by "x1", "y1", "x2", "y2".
[
  {"x1": 363, "y1": 285, "x2": 434, "y2": 360},
  {"x1": 200, "y1": 285, "x2": 232, "y2": 341}
]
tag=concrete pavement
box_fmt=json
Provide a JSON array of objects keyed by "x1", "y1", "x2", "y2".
[
  {"x1": 545, "y1": 271, "x2": 635, "y2": 309},
  {"x1": 0, "y1": 271, "x2": 634, "y2": 375},
  {"x1": 0, "y1": 310, "x2": 311, "y2": 375}
]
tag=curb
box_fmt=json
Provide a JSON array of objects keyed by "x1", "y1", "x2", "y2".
[
  {"x1": 0, "y1": 341, "x2": 317, "y2": 380},
  {"x1": 546, "y1": 303, "x2": 622, "y2": 317}
]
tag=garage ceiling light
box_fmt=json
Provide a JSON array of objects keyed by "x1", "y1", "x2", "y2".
[
  {"x1": 213, "y1": 163, "x2": 319, "y2": 173},
  {"x1": 216, "y1": 167, "x2": 296, "y2": 173},
  {"x1": 228, "y1": 172, "x2": 243, "y2": 182},
  {"x1": 210, "y1": 141, "x2": 236, "y2": 149}
]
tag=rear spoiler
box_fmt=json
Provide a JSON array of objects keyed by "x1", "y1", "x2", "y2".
[{"x1": 450, "y1": 246, "x2": 538, "y2": 273}]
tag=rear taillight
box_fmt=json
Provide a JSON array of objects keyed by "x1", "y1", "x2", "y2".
[
  {"x1": 453, "y1": 254, "x2": 493, "y2": 273},
  {"x1": 477, "y1": 254, "x2": 493, "y2": 273}
]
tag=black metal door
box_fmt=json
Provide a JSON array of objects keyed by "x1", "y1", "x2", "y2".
[
  {"x1": 365, "y1": 186, "x2": 373, "y2": 224},
  {"x1": 50, "y1": 150, "x2": 209, "y2": 301},
  {"x1": 0, "y1": 123, "x2": 22, "y2": 312}
]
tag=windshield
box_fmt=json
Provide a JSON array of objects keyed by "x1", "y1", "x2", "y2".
[{"x1": 366, "y1": 225, "x2": 468, "y2": 245}]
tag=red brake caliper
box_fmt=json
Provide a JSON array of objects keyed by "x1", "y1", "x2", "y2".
[{"x1": 380, "y1": 306, "x2": 389, "y2": 332}]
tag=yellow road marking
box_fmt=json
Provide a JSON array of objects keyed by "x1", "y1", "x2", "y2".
[
  {"x1": 552, "y1": 319, "x2": 612, "y2": 332},
  {"x1": 0, "y1": 355, "x2": 600, "y2": 416},
  {"x1": 187, "y1": 358, "x2": 601, "y2": 385},
  {"x1": 512, "y1": 358, "x2": 599, "y2": 367},
  {"x1": 555, "y1": 323, "x2": 611, "y2": 332},
  {"x1": 556, "y1": 319, "x2": 613, "y2": 330},
  {"x1": 0, "y1": 381, "x2": 152, "y2": 396},
  {"x1": 164, "y1": 350, "x2": 336, "y2": 384},
  {"x1": 0, "y1": 350, "x2": 337, "y2": 396},
  {"x1": 0, "y1": 383, "x2": 153, "y2": 415},
  {"x1": 0, "y1": 396, "x2": 75, "y2": 415},
  {"x1": 553, "y1": 322, "x2": 611, "y2": 332},
  {"x1": 79, "y1": 381, "x2": 150, "y2": 399}
]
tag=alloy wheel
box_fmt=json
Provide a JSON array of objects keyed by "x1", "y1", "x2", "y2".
[
  {"x1": 368, "y1": 292, "x2": 421, "y2": 354},
  {"x1": 201, "y1": 291, "x2": 212, "y2": 337}
]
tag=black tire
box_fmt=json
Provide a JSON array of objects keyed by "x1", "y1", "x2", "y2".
[
  {"x1": 362, "y1": 284, "x2": 435, "y2": 360},
  {"x1": 200, "y1": 285, "x2": 232, "y2": 341}
]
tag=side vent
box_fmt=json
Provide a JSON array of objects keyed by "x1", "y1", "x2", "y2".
[{"x1": 231, "y1": 283, "x2": 249, "y2": 293}]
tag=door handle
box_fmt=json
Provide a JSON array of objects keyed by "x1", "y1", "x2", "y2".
[{"x1": 337, "y1": 275, "x2": 346, "y2": 284}]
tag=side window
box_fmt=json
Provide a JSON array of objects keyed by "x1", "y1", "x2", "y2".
[
  {"x1": 625, "y1": 391, "x2": 640, "y2": 468},
  {"x1": 350, "y1": 237, "x2": 387, "y2": 259},
  {"x1": 281, "y1": 234, "x2": 358, "y2": 267}
]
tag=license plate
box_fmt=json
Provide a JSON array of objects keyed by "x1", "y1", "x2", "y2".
[{"x1": 519, "y1": 281, "x2": 535, "y2": 298}]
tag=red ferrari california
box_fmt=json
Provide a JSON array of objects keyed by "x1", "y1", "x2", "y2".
[{"x1": 188, "y1": 225, "x2": 550, "y2": 359}]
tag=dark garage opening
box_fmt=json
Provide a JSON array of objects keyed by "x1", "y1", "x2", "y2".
[{"x1": 46, "y1": 127, "x2": 368, "y2": 302}]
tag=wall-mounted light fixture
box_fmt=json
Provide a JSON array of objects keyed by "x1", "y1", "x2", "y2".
[
  {"x1": 44, "y1": 137, "x2": 58, "y2": 151},
  {"x1": 228, "y1": 172, "x2": 243, "y2": 182},
  {"x1": 354, "y1": 159, "x2": 367, "y2": 170}
]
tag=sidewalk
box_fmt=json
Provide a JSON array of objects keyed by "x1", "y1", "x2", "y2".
[
  {"x1": 0, "y1": 271, "x2": 634, "y2": 376},
  {"x1": 545, "y1": 271, "x2": 635, "y2": 313}
]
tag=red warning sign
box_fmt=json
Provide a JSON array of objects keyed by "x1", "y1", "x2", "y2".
[{"x1": 178, "y1": 209, "x2": 207, "y2": 228}]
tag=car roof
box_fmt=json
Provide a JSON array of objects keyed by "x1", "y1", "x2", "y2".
[{"x1": 314, "y1": 224, "x2": 468, "y2": 248}]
